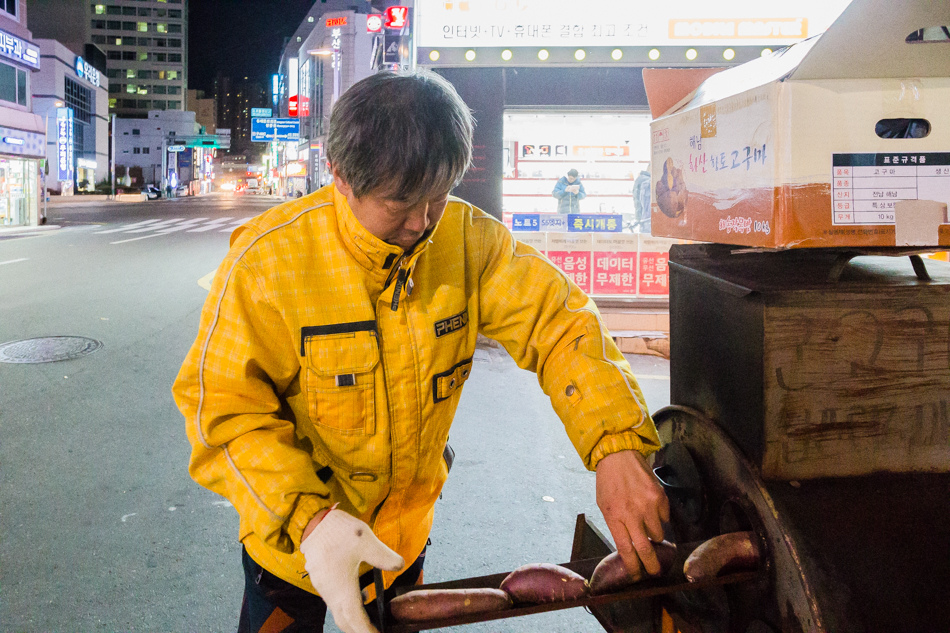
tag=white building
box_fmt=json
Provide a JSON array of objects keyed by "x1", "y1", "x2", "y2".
[
  {"x1": 0, "y1": 0, "x2": 44, "y2": 227},
  {"x1": 34, "y1": 39, "x2": 110, "y2": 194},
  {"x1": 114, "y1": 108, "x2": 197, "y2": 187}
]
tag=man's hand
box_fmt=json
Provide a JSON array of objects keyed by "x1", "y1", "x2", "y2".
[
  {"x1": 300, "y1": 509, "x2": 404, "y2": 633},
  {"x1": 596, "y1": 450, "x2": 670, "y2": 577}
]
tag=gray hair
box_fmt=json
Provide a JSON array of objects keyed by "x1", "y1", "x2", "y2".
[{"x1": 326, "y1": 70, "x2": 474, "y2": 202}]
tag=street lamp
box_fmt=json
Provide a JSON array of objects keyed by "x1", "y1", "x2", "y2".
[{"x1": 42, "y1": 99, "x2": 65, "y2": 224}]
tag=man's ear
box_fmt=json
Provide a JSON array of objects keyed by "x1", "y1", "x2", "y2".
[{"x1": 331, "y1": 166, "x2": 353, "y2": 198}]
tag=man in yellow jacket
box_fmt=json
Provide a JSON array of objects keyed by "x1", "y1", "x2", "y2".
[{"x1": 173, "y1": 70, "x2": 668, "y2": 633}]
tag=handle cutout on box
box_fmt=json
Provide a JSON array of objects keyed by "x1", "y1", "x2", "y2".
[
  {"x1": 906, "y1": 26, "x2": 950, "y2": 44},
  {"x1": 875, "y1": 118, "x2": 930, "y2": 139}
]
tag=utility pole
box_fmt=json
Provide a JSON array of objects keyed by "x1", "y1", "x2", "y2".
[{"x1": 110, "y1": 114, "x2": 116, "y2": 199}]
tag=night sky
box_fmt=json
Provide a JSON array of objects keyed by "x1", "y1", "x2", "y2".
[{"x1": 187, "y1": 0, "x2": 316, "y2": 93}]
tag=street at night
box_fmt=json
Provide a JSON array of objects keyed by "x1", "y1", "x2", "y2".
[{"x1": 0, "y1": 195, "x2": 672, "y2": 632}]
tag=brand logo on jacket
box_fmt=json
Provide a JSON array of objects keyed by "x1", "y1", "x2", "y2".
[{"x1": 434, "y1": 310, "x2": 469, "y2": 337}]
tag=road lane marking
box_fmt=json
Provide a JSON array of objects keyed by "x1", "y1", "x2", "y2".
[
  {"x1": 95, "y1": 219, "x2": 163, "y2": 234},
  {"x1": 197, "y1": 269, "x2": 217, "y2": 290},
  {"x1": 219, "y1": 218, "x2": 254, "y2": 232},
  {"x1": 0, "y1": 257, "x2": 28, "y2": 265}
]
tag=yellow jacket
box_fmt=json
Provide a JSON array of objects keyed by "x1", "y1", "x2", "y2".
[{"x1": 172, "y1": 184, "x2": 659, "y2": 595}]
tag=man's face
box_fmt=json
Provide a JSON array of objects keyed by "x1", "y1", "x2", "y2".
[
  {"x1": 335, "y1": 171, "x2": 450, "y2": 251},
  {"x1": 566, "y1": 175, "x2": 576, "y2": 183}
]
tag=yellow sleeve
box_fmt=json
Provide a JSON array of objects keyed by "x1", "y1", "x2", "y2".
[
  {"x1": 172, "y1": 245, "x2": 330, "y2": 553},
  {"x1": 472, "y1": 212, "x2": 660, "y2": 470}
]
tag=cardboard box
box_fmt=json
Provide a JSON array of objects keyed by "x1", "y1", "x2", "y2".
[{"x1": 644, "y1": 0, "x2": 950, "y2": 249}]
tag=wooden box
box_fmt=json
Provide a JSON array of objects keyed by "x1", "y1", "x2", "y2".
[{"x1": 670, "y1": 243, "x2": 950, "y2": 480}]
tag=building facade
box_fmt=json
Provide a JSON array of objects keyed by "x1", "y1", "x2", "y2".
[
  {"x1": 35, "y1": 39, "x2": 109, "y2": 194},
  {"x1": 213, "y1": 75, "x2": 266, "y2": 158},
  {"x1": 114, "y1": 108, "x2": 198, "y2": 188},
  {"x1": 0, "y1": 0, "x2": 44, "y2": 226},
  {"x1": 186, "y1": 88, "x2": 215, "y2": 132},
  {"x1": 28, "y1": 0, "x2": 187, "y2": 118},
  {"x1": 275, "y1": 2, "x2": 376, "y2": 195}
]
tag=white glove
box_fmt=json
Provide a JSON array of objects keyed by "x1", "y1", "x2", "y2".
[{"x1": 300, "y1": 508, "x2": 405, "y2": 633}]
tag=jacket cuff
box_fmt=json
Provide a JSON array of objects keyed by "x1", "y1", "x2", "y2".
[
  {"x1": 288, "y1": 495, "x2": 330, "y2": 549},
  {"x1": 588, "y1": 432, "x2": 660, "y2": 471}
]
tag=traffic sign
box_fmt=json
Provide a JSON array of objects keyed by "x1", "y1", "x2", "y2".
[
  {"x1": 250, "y1": 107, "x2": 272, "y2": 118},
  {"x1": 251, "y1": 118, "x2": 301, "y2": 142}
]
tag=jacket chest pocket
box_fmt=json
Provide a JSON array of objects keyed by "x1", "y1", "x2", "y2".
[{"x1": 304, "y1": 329, "x2": 378, "y2": 436}]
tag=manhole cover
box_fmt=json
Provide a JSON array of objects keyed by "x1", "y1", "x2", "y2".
[{"x1": 0, "y1": 336, "x2": 103, "y2": 364}]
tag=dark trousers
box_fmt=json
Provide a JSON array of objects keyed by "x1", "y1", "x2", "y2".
[{"x1": 238, "y1": 546, "x2": 426, "y2": 633}]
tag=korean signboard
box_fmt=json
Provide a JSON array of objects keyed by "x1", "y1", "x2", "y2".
[
  {"x1": 415, "y1": 0, "x2": 854, "y2": 48},
  {"x1": 0, "y1": 28, "x2": 39, "y2": 69},
  {"x1": 251, "y1": 118, "x2": 301, "y2": 142},
  {"x1": 56, "y1": 108, "x2": 74, "y2": 182},
  {"x1": 74, "y1": 56, "x2": 100, "y2": 87}
]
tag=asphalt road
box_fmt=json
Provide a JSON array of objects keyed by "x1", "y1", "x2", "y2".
[{"x1": 0, "y1": 193, "x2": 671, "y2": 632}]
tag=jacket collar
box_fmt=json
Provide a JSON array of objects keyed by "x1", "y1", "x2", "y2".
[{"x1": 333, "y1": 184, "x2": 436, "y2": 275}]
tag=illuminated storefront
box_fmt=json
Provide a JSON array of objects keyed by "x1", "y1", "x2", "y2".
[{"x1": 414, "y1": 0, "x2": 854, "y2": 299}]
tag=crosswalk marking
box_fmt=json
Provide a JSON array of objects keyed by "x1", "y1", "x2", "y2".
[
  {"x1": 186, "y1": 216, "x2": 233, "y2": 232},
  {"x1": 94, "y1": 218, "x2": 164, "y2": 234},
  {"x1": 95, "y1": 216, "x2": 255, "y2": 242}
]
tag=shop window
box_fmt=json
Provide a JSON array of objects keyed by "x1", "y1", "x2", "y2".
[
  {"x1": 91, "y1": 19, "x2": 105, "y2": 29},
  {"x1": 157, "y1": 23, "x2": 167, "y2": 33},
  {"x1": 137, "y1": 21, "x2": 147, "y2": 31},
  {"x1": 0, "y1": 62, "x2": 28, "y2": 107},
  {"x1": 94, "y1": 5, "x2": 105, "y2": 15},
  {"x1": 15, "y1": 66, "x2": 25, "y2": 106}
]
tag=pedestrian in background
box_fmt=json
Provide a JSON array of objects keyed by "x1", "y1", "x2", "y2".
[
  {"x1": 552, "y1": 168, "x2": 587, "y2": 214},
  {"x1": 173, "y1": 70, "x2": 667, "y2": 633}
]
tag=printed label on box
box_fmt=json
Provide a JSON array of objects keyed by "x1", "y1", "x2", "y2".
[{"x1": 832, "y1": 153, "x2": 950, "y2": 226}]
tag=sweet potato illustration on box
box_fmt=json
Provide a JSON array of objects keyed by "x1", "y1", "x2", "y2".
[{"x1": 655, "y1": 157, "x2": 688, "y2": 218}]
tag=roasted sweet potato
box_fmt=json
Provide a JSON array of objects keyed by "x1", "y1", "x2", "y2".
[
  {"x1": 499, "y1": 563, "x2": 590, "y2": 603},
  {"x1": 589, "y1": 540, "x2": 678, "y2": 594},
  {"x1": 389, "y1": 588, "x2": 512, "y2": 622},
  {"x1": 684, "y1": 531, "x2": 761, "y2": 582}
]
